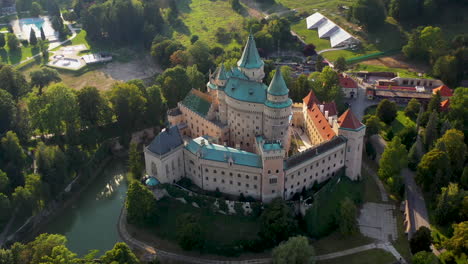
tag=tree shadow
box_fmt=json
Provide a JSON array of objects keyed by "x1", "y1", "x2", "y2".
[
  {"x1": 177, "y1": 0, "x2": 192, "y2": 14},
  {"x1": 367, "y1": 22, "x2": 406, "y2": 51},
  {"x1": 0, "y1": 48, "x2": 7, "y2": 63},
  {"x1": 172, "y1": 18, "x2": 191, "y2": 36},
  {"x1": 8, "y1": 48, "x2": 22, "y2": 64}
]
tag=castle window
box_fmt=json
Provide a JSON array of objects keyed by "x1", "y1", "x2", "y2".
[
  {"x1": 238, "y1": 174, "x2": 241, "y2": 178},
  {"x1": 254, "y1": 185, "x2": 257, "y2": 189},
  {"x1": 322, "y1": 169, "x2": 324, "y2": 173},
  {"x1": 272, "y1": 190, "x2": 275, "y2": 193},
  {"x1": 297, "y1": 182, "x2": 300, "y2": 186},
  {"x1": 269, "y1": 177, "x2": 278, "y2": 184},
  {"x1": 298, "y1": 171, "x2": 300, "y2": 176},
  {"x1": 221, "y1": 171, "x2": 225, "y2": 175},
  {"x1": 246, "y1": 184, "x2": 249, "y2": 188},
  {"x1": 222, "y1": 179, "x2": 225, "y2": 183},
  {"x1": 151, "y1": 162, "x2": 157, "y2": 176},
  {"x1": 230, "y1": 172, "x2": 233, "y2": 176},
  {"x1": 328, "y1": 156, "x2": 331, "y2": 161},
  {"x1": 304, "y1": 168, "x2": 307, "y2": 172},
  {"x1": 205, "y1": 168, "x2": 208, "y2": 172},
  {"x1": 348, "y1": 147, "x2": 351, "y2": 152},
  {"x1": 268, "y1": 170, "x2": 271, "y2": 174},
  {"x1": 214, "y1": 178, "x2": 217, "y2": 182},
  {"x1": 334, "y1": 164, "x2": 336, "y2": 167},
  {"x1": 205, "y1": 177, "x2": 208, "y2": 180},
  {"x1": 213, "y1": 169, "x2": 217, "y2": 173},
  {"x1": 230, "y1": 180, "x2": 233, "y2": 184},
  {"x1": 190, "y1": 160, "x2": 194, "y2": 165},
  {"x1": 304, "y1": 179, "x2": 306, "y2": 182},
  {"x1": 238, "y1": 182, "x2": 241, "y2": 186},
  {"x1": 328, "y1": 167, "x2": 330, "y2": 170},
  {"x1": 276, "y1": 170, "x2": 279, "y2": 173},
  {"x1": 316, "y1": 173, "x2": 318, "y2": 176},
  {"x1": 334, "y1": 153, "x2": 337, "y2": 158}
]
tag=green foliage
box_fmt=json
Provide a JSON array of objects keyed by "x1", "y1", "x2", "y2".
[
  {"x1": 412, "y1": 251, "x2": 439, "y2": 264},
  {"x1": 443, "y1": 221, "x2": 468, "y2": 256},
  {"x1": 100, "y1": 242, "x2": 140, "y2": 264},
  {"x1": 40, "y1": 245, "x2": 77, "y2": 264},
  {"x1": 0, "y1": 193, "x2": 11, "y2": 222},
  {"x1": 0, "y1": 131, "x2": 27, "y2": 188},
  {"x1": 35, "y1": 142, "x2": 68, "y2": 196},
  {"x1": 176, "y1": 213, "x2": 204, "y2": 251},
  {"x1": 338, "y1": 197, "x2": 358, "y2": 236},
  {"x1": 428, "y1": 92, "x2": 441, "y2": 113},
  {"x1": 107, "y1": 82, "x2": 147, "y2": 133},
  {"x1": 378, "y1": 136, "x2": 407, "y2": 180},
  {"x1": 310, "y1": 67, "x2": 344, "y2": 106},
  {"x1": 6, "y1": 33, "x2": 19, "y2": 51},
  {"x1": 187, "y1": 41, "x2": 213, "y2": 73},
  {"x1": 186, "y1": 64, "x2": 205, "y2": 91},
  {"x1": 272, "y1": 236, "x2": 315, "y2": 264},
  {"x1": 291, "y1": 74, "x2": 311, "y2": 102},
  {"x1": 448, "y1": 87, "x2": 467, "y2": 137},
  {"x1": 403, "y1": 26, "x2": 447, "y2": 63},
  {"x1": 315, "y1": 55, "x2": 324, "y2": 72},
  {"x1": 364, "y1": 115, "x2": 383, "y2": 137},
  {"x1": 29, "y1": 28, "x2": 37, "y2": 46},
  {"x1": 410, "y1": 226, "x2": 432, "y2": 254},
  {"x1": 0, "y1": 65, "x2": 30, "y2": 100},
  {"x1": 433, "y1": 55, "x2": 458, "y2": 86},
  {"x1": 334, "y1": 56, "x2": 347, "y2": 72},
  {"x1": 0, "y1": 33, "x2": 5, "y2": 48},
  {"x1": 0, "y1": 89, "x2": 16, "y2": 135},
  {"x1": 405, "y1": 98, "x2": 421, "y2": 120},
  {"x1": 144, "y1": 85, "x2": 164, "y2": 126},
  {"x1": 157, "y1": 66, "x2": 191, "y2": 107},
  {"x1": 128, "y1": 143, "x2": 143, "y2": 179},
  {"x1": 376, "y1": 99, "x2": 397, "y2": 124},
  {"x1": 126, "y1": 181, "x2": 156, "y2": 226},
  {"x1": 229, "y1": 0, "x2": 242, "y2": 13},
  {"x1": 218, "y1": 199, "x2": 228, "y2": 213},
  {"x1": 434, "y1": 183, "x2": 466, "y2": 225},
  {"x1": 76, "y1": 86, "x2": 111, "y2": 128},
  {"x1": 417, "y1": 149, "x2": 451, "y2": 194},
  {"x1": 260, "y1": 198, "x2": 298, "y2": 246},
  {"x1": 423, "y1": 111, "x2": 439, "y2": 150},
  {"x1": 29, "y1": 67, "x2": 61, "y2": 94},
  {"x1": 397, "y1": 127, "x2": 417, "y2": 150},
  {"x1": 351, "y1": 0, "x2": 386, "y2": 30},
  {"x1": 389, "y1": 0, "x2": 419, "y2": 21},
  {"x1": 151, "y1": 38, "x2": 185, "y2": 69},
  {"x1": 234, "y1": 202, "x2": 244, "y2": 216},
  {"x1": 435, "y1": 129, "x2": 467, "y2": 176}
]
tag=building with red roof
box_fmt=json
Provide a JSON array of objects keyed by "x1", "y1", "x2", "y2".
[
  {"x1": 433, "y1": 85, "x2": 453, "y2": 100},
  {"x1": 339, "y1": 74, "x2": 358, "y2": 99}
]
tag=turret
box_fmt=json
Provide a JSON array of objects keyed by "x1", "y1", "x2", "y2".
[
  {"x1": 337, "y1": 109, "x2": 366, "y2": 180},
  {"x1": 263, "y1": 67, "x2": 292, "y2": 143},
  {"x1": 237, "y1": 34, "x2": 265, "y2": 82},
  {"x1": 256, "y1": 136, "x2": 285, "y2": 202}
]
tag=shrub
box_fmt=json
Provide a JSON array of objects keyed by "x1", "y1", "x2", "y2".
[{"x1": 234, "y1": 202, "x2": 244, "y2": 215}]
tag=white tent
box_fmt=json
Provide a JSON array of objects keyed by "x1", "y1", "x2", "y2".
[{"x1": 305, "y1": 12, "x2": 359, "y2": 48}]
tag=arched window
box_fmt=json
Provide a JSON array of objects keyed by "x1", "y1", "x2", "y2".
[{"x1": 151, "y1": 162, "x2": 157, "y2": 176}]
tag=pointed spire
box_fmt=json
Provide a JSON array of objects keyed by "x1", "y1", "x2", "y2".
[
  {"x1": 338, "y1": 109, "x2": 364, "y2": 130},
  {"x1": 267, "y1": 67, "x2": 289, "y2": 96},
  {"x1": 237, "y1": 34, "x2": 264, "y2": 69}
]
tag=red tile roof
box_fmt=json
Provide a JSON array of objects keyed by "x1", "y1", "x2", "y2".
[
  {"x1": 440, "y1": 99, "x2": 450, "y2": 111},
  {"x1": 307, "y1": 104, "x2": 336, "y2": 141},
  {"x1": 303, "y1": 90, "x2": 319, "y2": 109},
  {"x1": 338, "y1": 109, "x2": 363, "y2": 130},
  {"x1": 303, "y1": 91, "x2": 338, "y2": 116},
  {"x1": 339, "y1": 75, "x2": 357, "y2": 88},
  {"x1": 433, "y1": 85, "x2": 453, "y2": 97}
]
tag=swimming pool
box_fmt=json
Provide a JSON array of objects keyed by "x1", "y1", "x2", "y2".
[{"x1": 19, "y1": 17, "x2": 45, "y2": 30}]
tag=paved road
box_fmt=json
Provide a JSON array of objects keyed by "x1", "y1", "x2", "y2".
[
  {"x1": 345, "y1": 82, "x2": 377, "y2": 121},
  {"x1": 316, "y1": 242, "x2": 406, "y2": 263},
  {"x1": 402, "y1": 168, "x2": 430, "y2": 239}
]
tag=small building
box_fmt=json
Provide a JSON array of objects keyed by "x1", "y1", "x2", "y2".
[
  {"x1": 432, "y1": 85, "x2": 453, "y2": 101},
  {"x1": 339, "y1": 74, "x2": 358, "y2": 99},
  {"x1": 306, "y1": 12, "x2": 359, "y2": 48}
]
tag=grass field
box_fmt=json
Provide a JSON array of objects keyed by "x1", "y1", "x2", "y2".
[
  {"x1": 352, "y1": 63, "x2": 430, "y2": 79},
  {"x1": 173, "y1": 0, "x2": 246, "y2": 48},
  {"x1": 317, "y1": 248, "x2": 395, "y2": 264},
  {"x1": 312, "y1": 231, "x2": 373, "y2": 255},
  {"x1": 149, "y1": 197, "x2": 261, "y2": 255},
  {"x1": 0, "y1": 45, "x2": 40, "y2": 65},
  {"x1": 365, "y1": 105, "x2": 415, "y2": 137}
]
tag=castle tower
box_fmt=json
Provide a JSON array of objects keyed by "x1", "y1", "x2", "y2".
[
  {"x1": 237, "y1": 34, "x2": 265, "y2": 82},
  {"x1": 337, "y1": 109, "x2": 366, "y2": 180},
  {"x1": 256, "y1": 137, "x2": 285, "y2": 202},
  {"x1": 263, "y1": 67, "x2": 292, "y2": 144}
]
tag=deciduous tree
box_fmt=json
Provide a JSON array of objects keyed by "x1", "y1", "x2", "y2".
[
  {"x1": 6, "y1": 33, "x2": 19, "y2": 51},
  {"x1": 107, "y1": 82, "x2": 147, "y2": 132},
  {"x1": 272, "y1": 236, "x2": 315, "y2": 264},
  {"x1": 0, "y1": 131, "x2": 27, "y2": 188},
  {"x1": 410, "y1": 226, "x2": 432, "y2": 254},
  {"x1": 412, "y1": 251, "x2": 439, "y2": 264},
  {"x1": 157, "y1": 66, "x2": 190, "y2": 107},
  {"x1": 443, "y1": 221, "x2": 468, "y2": 255},
  {"x1": 334, "y1": 56, "x2": 347, "y2": 72},
  {"x1": 29, "y1": 28, "x2": 37, "y2": 46},
  {"x1": 376, "y1": 99, "x2": 397, "y2": 124},
  {"x1": 423, "y1": 111, "x2": 439, "y2": 150},
  {"x1": 125, "y1": 181, "x2": 156, "y2": 225},
  {"x1": 176, "y1": 213, "x2": 204, "y2": 251},
  {"x1": 0, "y1": 89, "x2": 16, "y2": 135},
  {"x1": 435, "y1": 129, "x2": 466, "y2": 175},
  {"x1": 338, "y1": 197, "x2": 358, "y2": 236},
  {"x1": 405, "y1": 98, "x2": 421, "y2": 120},
  {"x1": 260, "y1": 198, "x2": 298, "y2": 246},
  {"x1": 29, "y1": 67, "x2": 61, "y2": 94},
  {"x1": 101, "y1": 242, "x2": 140, "y2": 264},
  {"x1": 76, "y1": 86, "x2": 110, "y2": 127},
  {"x1": 364, "y1": 115, "x2": 383, "y2": 136},
  {"x1": 0, "y1": 65, "x2": 30, "y2": 100},
  {"x1": 351, "y1": 0, "x2": 386, "y2": 30},
  {"x1": 417, "y1": 149, "x2": 451, "y2": 193}
]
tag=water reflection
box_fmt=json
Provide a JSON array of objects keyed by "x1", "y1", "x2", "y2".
[{"x1": 43, "y1": 160, "x2": 128, "y2": 256}]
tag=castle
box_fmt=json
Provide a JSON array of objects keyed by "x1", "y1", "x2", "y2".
[{"x1": 144, "y1": 35, "x2": 365, "y2": 202}]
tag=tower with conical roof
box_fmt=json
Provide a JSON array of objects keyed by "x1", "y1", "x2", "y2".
[
  {"x1": 337, "y1": 109, "x2": 366, "y2": 180},
  {"x1": 237, "y1": 34, "x2": 265, "y2": 82},
  {"x1": 263, "y1": 67, "x2": 293, "y2": 144}
]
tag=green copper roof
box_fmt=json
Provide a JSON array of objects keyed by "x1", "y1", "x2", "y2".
[
  {"x1": 217, "y1": 64, "x2": 228, "y2": 80},
  {"x1": 181, "y1": 91, "x2": 211, "y2": 116},
  {"x1": 268, "y1": 68, "x2": 289, "y2": 96},
  {"x1": 237, "y1": 34, "x2": 264, "y2": 69},
  {"x1": 265, "y1": 98, "x2": 293, "y2": 108},
  {"x1": 224, "y1": 77, "x2": 267, "y2": 103},
  {"x1": 256, "y1": 136, "x2": 283, "y2": 151},
  {"x1": 186, "y1": 137, "x2": 262, "y2": 168}
]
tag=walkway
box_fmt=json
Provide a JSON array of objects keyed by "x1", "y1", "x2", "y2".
[
  {"x1": 315, "y1": 242, "x2": 406, "y2": 263},
  {"x1": 363, "y1": 162, "x2": 389, "y2": 202},
  {"x1": 317, "y1": 46, "x2": 349, "y2": 55},
  {"x1": 402, "y1": 168, "x2": 430, "y2": 239}
]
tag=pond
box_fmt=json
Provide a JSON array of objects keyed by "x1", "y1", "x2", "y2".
[{"x1": 43, "y1": 160, "x2": 129, "y2": 256}]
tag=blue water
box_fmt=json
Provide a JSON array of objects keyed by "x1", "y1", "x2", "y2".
[{"x1": 19, "y1": 18, "x2": 44, "y2": 29}]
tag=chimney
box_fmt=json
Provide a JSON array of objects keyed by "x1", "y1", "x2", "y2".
[
  {"x1": 325, "y1": 110, "x2": 329, "y2": 119},
  {"x1": 328, "y1": 116, "x2": 333, "y2": 125},
  {"x1": 319, "y1": 104, "x2": 324, "y2": 113}
]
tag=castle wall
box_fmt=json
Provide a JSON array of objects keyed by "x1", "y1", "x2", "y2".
[
  {"x1": 338, "y1": 127, "x2": 365, "y2": 180},
  {"x1": 144, "y1": 145, "x2": 185, "y2": 184}
]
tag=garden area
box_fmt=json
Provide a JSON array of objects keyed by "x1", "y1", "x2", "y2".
[{"x1": 365, "y1": 104, "x2": 416, "y2": 141}]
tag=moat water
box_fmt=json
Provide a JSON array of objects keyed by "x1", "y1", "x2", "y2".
[{"x1": 44, "y1": 159, "x2": 128, "y2": 256}]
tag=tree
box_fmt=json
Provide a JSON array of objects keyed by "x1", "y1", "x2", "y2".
[
  {"x1": 405, "y1": 98, "x2": 421, "y2": 120},
  {"x1": 272, "y1": 236, "x2": 315, "y2": 264},
  {"x1": 444, "y1": 221, "x2": 468, "y2": 255},
  {"x1": 0, "y1": 89, "x2": 16, "y2": 135},
  {"x1": 408, "y1": 141, "x2": 420, "y2": 170},
  {"x1": 0, "y1": 33, "x2": 5, "y2": 48},
  {"x1": 378, "y1": 136, "x2": 407, "y2": 195},
  {"x1": 292, "y1": 74, "x2": 311, "y2": 102},
  {"x1": 0, "y1": 170, "x2": 9, "y2": 194},
  {"x1": 157, "y1": 66, "x2": 190, "y2": 107},
  {"x1": 35, "y1": 143, "x2": 68, "y2": 196},
  {"x1": 351, "y1": 0, "x2": 386, "y2": 30},
  {"x1": 188, "y1": 41, "x2": 213, "y2": 73},
  {"x1": 0, "y1": 131, "x2": 27, "y2": 188},
  {"x1": 230, "y1": 0, "x2": 242, "y2": 12},
  {"x1": 423, "y1": 111, "x2": 439, "y2": 150},
  {"x1": 398, "y1": 127, "x2": 417, "y2": 150},
  {"x1": 334, "y1": 56, "x2": 347, "y2": 72},
  {"x1": 310, "y1": 66, "x2": 343, "y2": 103},
  {"x1": 29, "y1": 67, "x2": 61, "y2": 94},
  {"x1": 40, "y1": 27, "x2": 46, "y2": 41},
  {"x1": 176, "y1": 213, "x2": 204, "y2": 251},
  {"x1": 315, "y1": 55, "x2": 324, "y2": 72},
  {"x1": 389, "y1": 0, "x2": 419, "y2": 21},
  {"x1": 364, "y1": 115, "x2": 383, "y2": 136},
  {"x1": 128, "y1": 143, "x2": 143, "y2": 179},
  {"x1": 428, "y1": 91, "x2": 442, "y2": 113},
  {"x1": 125, "y1": 181, "x2": 156, "y2": 225},
  {"x1": 27, "y1": 83, "x2": 80, "y2": 138},
  {"x1": 107, "y1": 82, "x2": 147, "y2": 133},
  {"x1": 0, "y1": 193, "x2": 11, "y2": 223},
  {"x1": 0, "y1": 65, "x2": 30, "y2": 100},
  {"x1": 448, "y1": 87, "x2": 467, "y2": 136},
  {"x1": 435, "y1": 129, "x2": 466, "y2": 175},
  {"x1": 101, "y1": 242, "x2": 140, "y2": 264},
  {"x1": 412, "y1": 251, "x2": 439, "y2": 264},
  {"x1": 434, "y1": 183, "x2": 465, "y2": 225},
  {"x1": 303, "y1": 44, "x2": 316, "y2": 57},
  {"x1": 376, "y1": 99, "x2": 397, "y2": 124},
  {"x1": 410, "y1": 226, "x2": 432, "y2": 254},
  {"x1": 30, "y1": 2, "x2": 42, "y2": 17},
  {"x1": 417, "y1": 149, "x2": 451, "y2": 193},
  {"x1": 76, "y1": 86, "x2": 110, "y2": 127},
  {"x1": 151, "y1": 38, "x2": 184, "y2": 68},
  {"x1": 338, "y1": 197, "x2": 358, "y2": 236},
  {"x1": 144, "y1": 85, "x2": 164, "y2": 125},
  {"x1": 186, "y1": 64, "x2": 205, "y2": 91},
  {"x1": 433, "y1": 55, "x2": 458, "y2": 86},
  {"x1": 6, "y1": 33, "x2": 19, "y2": 51},
  {"x1": 260, "y1": 198, "x2": 298, "y2": 246},
  {"x1": 169, "y1": 50, "x2": 190, "y2": 67},
  {"x1": 190, "y1": 35, "x2": 199, "y2": 44}
]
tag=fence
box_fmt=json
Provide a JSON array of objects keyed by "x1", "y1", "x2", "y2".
[{"x1": 346, "y1": 49, "x2": 401, "y2": 64}]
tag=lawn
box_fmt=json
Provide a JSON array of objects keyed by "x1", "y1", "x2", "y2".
[
  {"x1": 352, "y1": 63, "x2": 430, "y2": 79},
  {"x1": 312, "y1": 231, "x2": 373, "y2": 255},
  {"x1": 365, "y1": 105, "x2": 415, "y2": 138},
  {"x1": 393, "y1": 208, "x2": 412, "y2": 262},
  {"x1": 0, "y1": 45, "x2": 40, "y2": 65},
  {"x1": 149, "y1": 196, "x2": 262, "y2": 255},
  {"x1": 317, "y1": 248, "x2": 395, "y2": 264},
  {"x1": 173, "y1": 0, "x2": 246, "y2": 48}
]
